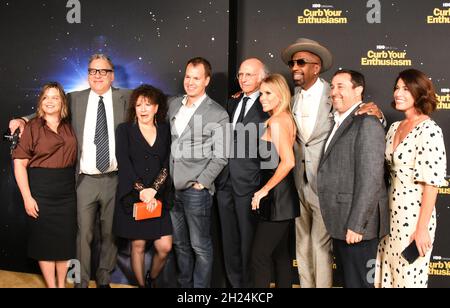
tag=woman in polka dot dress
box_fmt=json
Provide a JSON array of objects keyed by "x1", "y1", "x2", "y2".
[{"x1": 375, "y1": 69, "x2": 447, "y2": 288}]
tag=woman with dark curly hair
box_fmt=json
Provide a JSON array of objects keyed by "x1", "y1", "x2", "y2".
[
  {"x1": 113, "y1": 84, "x2": 172, "y2": 288},
  {"x1": 375, "y1": 69, "x2": 447, "y2": 288}
]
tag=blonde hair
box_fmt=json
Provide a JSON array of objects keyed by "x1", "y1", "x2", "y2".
[
  {"x1": 36, "y1": 82, "x2": 69, "y2": 120},
  {"x1": 261, "y1": 74, "x2": 292, "y2": 119}
]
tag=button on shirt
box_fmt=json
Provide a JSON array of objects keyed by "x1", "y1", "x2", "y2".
[
  {"x1": 293, "y1": 79, "x2": 324, "y2": 141},
  {"x1": 324, "y1": 102, "x2": 362, "y2": 152},
  {"x1": 80, "y1": 88, "x2": 118, "y2": 175},
  {"x1": 232, "y1": 91, "x2": 260, "y2": 129},
  {"x1": 174, "y1": 94, "x2": 206, "y2": 136}
]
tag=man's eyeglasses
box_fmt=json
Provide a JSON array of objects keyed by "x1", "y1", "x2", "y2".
[
  {"x1": 287, "y1": 59, "x2": 319, "y2": 68},
  {"x1": 236, "y1": 72, "x2": 258, "y2": 80},
  {"x1": 88, "y1": 69, "x2": 114, "y2": 76}
]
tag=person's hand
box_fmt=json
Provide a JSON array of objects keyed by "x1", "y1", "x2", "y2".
[
  {"x1": 140, "y1": 188, "x2": 157, "y2": 204},
  {"x1": 231, "y1": 91, "x2": 243, "y2": 99},
  {"x1": 251, "y1": 188, "x2": 269, "y2": 210},
  {"x1": 411, "y1": 229, "x2": 432, "y2": 257},
  {"x1": 9, "y1": 118, "x2": 26, "y2": 138},
  {"x1": 346, "y1": 229, "x2": 363, "y2": 245},
  {"x1": 192, "y1": 182, "x2": 205, "y2": 191},
  {"x1": 356, "y1": 102, "x2": 383, "y2": 120},
  {"x1": 24, "y1": 196, "x2": 39, "y2": 219},
  {"x1": 145, "y1": 199, "x2": 159, "y2": 212}
]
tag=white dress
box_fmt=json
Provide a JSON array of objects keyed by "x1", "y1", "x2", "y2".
[{"x1": 375, "y1": 119, "x2": 447, "y2": 288}]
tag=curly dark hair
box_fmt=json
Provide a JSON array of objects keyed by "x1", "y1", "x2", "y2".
[
  {"x1": 126, "y1": 84, "x2": 168, "y2": 124},
  {"x1": 391, "y1": 69, "x2": 438, "y2": 115}
]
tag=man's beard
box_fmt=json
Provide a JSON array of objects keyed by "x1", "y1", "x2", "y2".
[{"x1": 293, "y1": 76, "x2": 305, "y2": 88}]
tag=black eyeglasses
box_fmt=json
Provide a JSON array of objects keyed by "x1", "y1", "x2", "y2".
[
  {"x1": 88, "y1": 69, "x2": 114, "y2": 76},
  {"x1": 287, "y1": 59, "x2": 319, "y2": 68}
]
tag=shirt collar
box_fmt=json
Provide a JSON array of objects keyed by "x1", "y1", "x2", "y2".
[
  {"x1": 244, "y1": 91, "x2": 260, "y2": 101},
  {"x1": 90, "y1": 87, "x2": 112, "y2": 99},
  {"x1": 333, "y1": 101, "x2": 362, "y2": 123},
  {"x1": 182, "y1": 93, "x2": 207, "y2": 107},
  {"x1": 301, "y1": 78, "x2": 324, "y2": 98}
]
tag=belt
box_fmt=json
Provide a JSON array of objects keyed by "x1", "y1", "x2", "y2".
[{"x1": 82, "y1": 171, "x2": 118, "y2": 178}]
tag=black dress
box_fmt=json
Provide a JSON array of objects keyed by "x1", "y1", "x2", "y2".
[
  {"x1": 251, "y1": 137, "x2": 300, "y2": 288},
  {"x1": 113, "y1": 122, "x2": 172, "y2": 240},
  {"x1": 257, "y1": 139, "x2": 300, "y2": 221}
]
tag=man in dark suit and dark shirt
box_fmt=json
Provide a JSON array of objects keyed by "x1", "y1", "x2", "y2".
[
  {"x1": 216, "y1": 58, "x2": 269, "y2": 288},
  {"x1": 317, "y1": 70, "x2": 389, "y2": 288}
]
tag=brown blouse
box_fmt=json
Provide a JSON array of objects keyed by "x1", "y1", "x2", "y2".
[{"x1": 12, "y1": 118, "x2": 77, "y2": 168}]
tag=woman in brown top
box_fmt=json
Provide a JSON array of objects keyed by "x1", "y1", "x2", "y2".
[{"x1": 12, "y1": 82, "x2": 77, "y2": 288}]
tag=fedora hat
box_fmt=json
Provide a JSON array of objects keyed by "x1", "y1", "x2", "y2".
[{"x1": 281, "y1": 38, "x2": 333, "y2": 73}]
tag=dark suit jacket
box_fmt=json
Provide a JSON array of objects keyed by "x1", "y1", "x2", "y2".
[
  {"x1": 216, "y1": 94, "x2": 269, "y2": 196},
  {"x1": 67, "y1": 87, "x2": 132, "y2": 174},
  {"x1": 113, "y1": 122, "x2": 172, "y2": 239},
  {"x1": 317, "y1": 110, "x2": 389, "y2": 241},
  {"x1": 115, "y1": 122, "x2": 171, "y2": 204}
]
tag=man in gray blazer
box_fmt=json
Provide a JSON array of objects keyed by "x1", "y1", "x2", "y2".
[
  {"x1": 317, "y1": 70, "x2": 389, "y2": 288},
  {"x1": 10, "y1": 54, "x2": 131, "y2": 288},
  {"x1": 281, "y1": 38, "x2": 384, "y2": 288},
  {"x1": 168, "y1": 57, "x2": 229, "y2": 288}
]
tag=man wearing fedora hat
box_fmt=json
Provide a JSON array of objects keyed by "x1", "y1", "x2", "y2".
[{"x1": 281, "y1": 38, "x2": 383, "y2": 288}]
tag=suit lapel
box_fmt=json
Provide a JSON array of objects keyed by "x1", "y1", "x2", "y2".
[
  {"x1": 308, "y1": 81, "x2": 333, "y2": 142},
  {"x1": 291, "y1": 91, "x2": 307, "y2": 144},
  {"x1": 112, "y1": 88, "x2": 127, "y2": 129},
  {"x1": 320, "y1": 104, "x2": 362, "y2": 167},
  {"x1": 131, "y1": 123, "x2": 155, "y2": 152},
  {"x1": 179, "y1": 96, "x2": 211, "y2": 139},
  {"x1": 169, "y1": 98, "x2": 183, "y2": 138},
  {"x1": 242, "y1": 95, "x2": 263, "y2": 126},
  {"x1": 75, "y1": 90, "x2": 90, "y2": 148},
  {"x1": 229, "y1": 95, "x2": 242, "y2": 121}
]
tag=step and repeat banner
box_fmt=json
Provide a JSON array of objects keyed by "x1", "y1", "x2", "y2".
[
  {"x1": 236, "y1": 0, "x2": 450, "y2": 287},
  {"x1": 1, "y1": 0, "x2": 449, "y2": 288}
]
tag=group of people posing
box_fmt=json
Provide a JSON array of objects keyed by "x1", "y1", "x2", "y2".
[{"x1": 9, "y1": 37, "x2": 447, "y2": 288}]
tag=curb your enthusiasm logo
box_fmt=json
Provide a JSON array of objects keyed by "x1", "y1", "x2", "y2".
[
  {"x1": 430, "y1": 260, "x2": 450, "y2": 276},
  {"x1": 298, "y1": 4, "x2": 348, "y2": 24},
  {"x1": 437, "y1": 88, "x2": 450, "y2": 110},
  {"x1": 361, "y1": 45, "x2": 412, "y2": 66},
  {"x1": 438, "y1": 177, "x2": 450, "y2": 195},
  {"x1": 427, "y1": 3, "x2": 450, "y2": 24}
]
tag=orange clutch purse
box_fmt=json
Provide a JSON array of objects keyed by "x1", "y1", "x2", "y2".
[{"x1": 133, "y1": 200, "x2": 163, "y2": 221}]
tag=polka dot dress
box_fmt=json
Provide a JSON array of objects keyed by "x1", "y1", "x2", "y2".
[{"x1": 375, "y1": 119, "x2": 447, "y2": 288}]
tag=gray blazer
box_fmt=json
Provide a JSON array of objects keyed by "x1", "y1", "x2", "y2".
[
  {"x1": 317, "y1": 110, "x2": 389, "y2": 241},
  {"x1": 168, "y1": 95, "x2": 229, "y2": 194},
  {"x1": 292, "y1": 79, "x2": 334, "y2": 200},
  {"x1": 26, "y1": 87, "x2": 131, "y2": 175}
]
